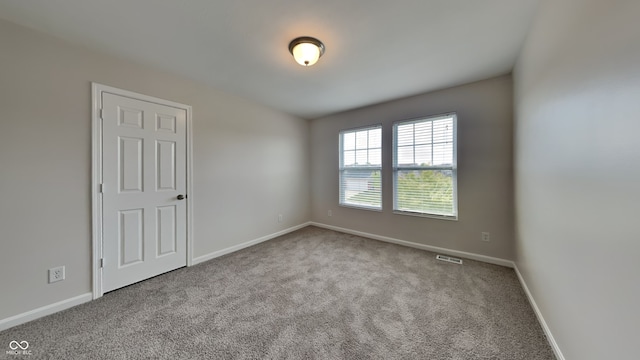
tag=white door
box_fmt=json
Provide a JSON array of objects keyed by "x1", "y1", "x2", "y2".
[{"x1": 101, "y1": 92, "x2": 187, "y2": 293}]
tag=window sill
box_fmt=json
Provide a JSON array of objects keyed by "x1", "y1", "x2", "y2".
[
  {"x1": 392, "y1": 210, "x2": 458, "y2": 221},
  {"x1": 339, "y1": 203, "x2": 383, "y2": 212}
]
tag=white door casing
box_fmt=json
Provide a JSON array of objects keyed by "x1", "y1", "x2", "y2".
[{"x1": 92, "y1": 84, "x2": 193, "y2": 298}]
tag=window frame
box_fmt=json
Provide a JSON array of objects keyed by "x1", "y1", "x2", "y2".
[
  {"x1": 338, "y1": 124, "x2": 383, "y2": 211},
  {"x1": 392, "y1": 113, "x2": 458, "y2": 220}
]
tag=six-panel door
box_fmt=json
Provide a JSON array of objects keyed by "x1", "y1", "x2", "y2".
[{"x1": 101, "y1": 93, "x2": 187, "y2": 293}]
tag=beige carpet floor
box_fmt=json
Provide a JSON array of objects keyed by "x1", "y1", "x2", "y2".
[{"x1": 0, "y1": 226, "x2": 555, "y2": 359}]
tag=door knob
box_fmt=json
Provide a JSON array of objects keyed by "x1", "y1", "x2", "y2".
[{"x1": 177, "y1": 194, "x2": 186, "y2": 200}]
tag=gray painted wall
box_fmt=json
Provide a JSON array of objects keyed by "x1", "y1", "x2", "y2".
[
  {"x1": 514, "y1": 0, "x2": 640, "y2": 358},
  {"x1": 6, "y1": 3, "x2": 637, "y2": 357},
  {"x1": 310, "y1": 76, "x2": 515, "y2": 260},
  {"x1": 0, "y1": 19, "x2": 310, "y2": 320}
]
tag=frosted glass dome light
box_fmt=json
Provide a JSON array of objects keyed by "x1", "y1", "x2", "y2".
[{"x1": 288, "y1": 37, "x2": 325, "y2": 66}]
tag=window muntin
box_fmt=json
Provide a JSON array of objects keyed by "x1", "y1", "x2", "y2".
[
  {"x1": 339, "y1": 125, "x2": 382, "y2": 210},
  {"x1": 393, "y1": 114, "x2": 457, "y2": 219}
]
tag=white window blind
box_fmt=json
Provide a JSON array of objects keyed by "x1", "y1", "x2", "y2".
[
  {"x1": 393, "y1": 114, "x2": 457, "y2": 219},
  {"x1": 339, "y1": 125, "x2": 382, "y2": 210}
]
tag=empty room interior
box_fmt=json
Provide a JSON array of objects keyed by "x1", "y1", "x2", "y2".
[{"x1": 0, "y1": 0, "x2": 638, "y2": 359}]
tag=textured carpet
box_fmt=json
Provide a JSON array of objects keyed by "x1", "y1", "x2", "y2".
[{"x1": 0, "y1": 226, "x2": 555, "y2": 359}]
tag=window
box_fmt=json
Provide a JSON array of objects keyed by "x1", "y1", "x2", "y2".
[
  {"x1": 339, "y1": 125, "x2": 382, "y2": 210},
  {"x1": 393, "y1": 113, "x2": 457, "y2": 219}
]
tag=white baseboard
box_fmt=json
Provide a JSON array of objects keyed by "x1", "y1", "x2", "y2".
[
  {"x1": 309, "y1": 222, "x2": 514, "y2": 268},
  {"x1": 0, "y1": 293, "x2": 92, "y2": 332},
  {"x1": 192, "y1": 222, "x2": 312, "y2": 265},
  {"x1": 513, "y1": 264, "x2": 565, "y2": 360}
]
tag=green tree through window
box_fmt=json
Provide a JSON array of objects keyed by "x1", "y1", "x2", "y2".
[{"x1": 396, "y1": 169, "x2": 454, "y2": 215}]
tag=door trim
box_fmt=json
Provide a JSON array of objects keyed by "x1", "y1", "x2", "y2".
[{"x1": 91, "y1": 83, "x2": 194, "y2": 300}]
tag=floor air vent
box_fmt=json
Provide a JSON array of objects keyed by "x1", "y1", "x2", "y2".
[{"x1": 436, "y1": 254, "x2": 463, "y2": 265}]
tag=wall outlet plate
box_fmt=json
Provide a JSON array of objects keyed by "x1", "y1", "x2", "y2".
[
  {"x1": 481, "y1": 232, "x2": 490, "y2": 242},
  {"x1": 49, "y1": 266, "x2": 65, "y2": 283}
]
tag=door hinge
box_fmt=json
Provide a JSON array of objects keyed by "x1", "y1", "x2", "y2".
[
  {"x1": 99, "y1": 108, "x2": 103, "y2": 119},
  {"x1": 99, "y1": 183, "x2": 104, "y2": 193},
  {"x1": 100, "y1": 258, "x2": 105, "y2": 268}
]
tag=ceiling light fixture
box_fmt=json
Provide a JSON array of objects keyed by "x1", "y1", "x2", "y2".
[{"x1": 288, "y1": 36, "x2": 325, "y2": 67}]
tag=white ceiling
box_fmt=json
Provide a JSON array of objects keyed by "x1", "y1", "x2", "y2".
[{"x1": 0, "y1": 0, "x2": 539, "y2": 119}]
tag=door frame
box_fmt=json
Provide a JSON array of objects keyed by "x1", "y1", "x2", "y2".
[{"x1": 91, "y1": 83, "x2": 194, "y2": 299}]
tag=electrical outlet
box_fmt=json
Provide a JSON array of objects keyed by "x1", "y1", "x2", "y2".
[
  {"x1": 328, "y1": 210, "x2": 332, "y2": 217},
  {"x1": 481, "y1": 232, "x2": 490, "y2": 242},
  {"x1": 278, "y1": 214, "x2": 283, "y2": 223},
  {"x1": 49, "y1": 266, "x2": 65, "y2": 283}
]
